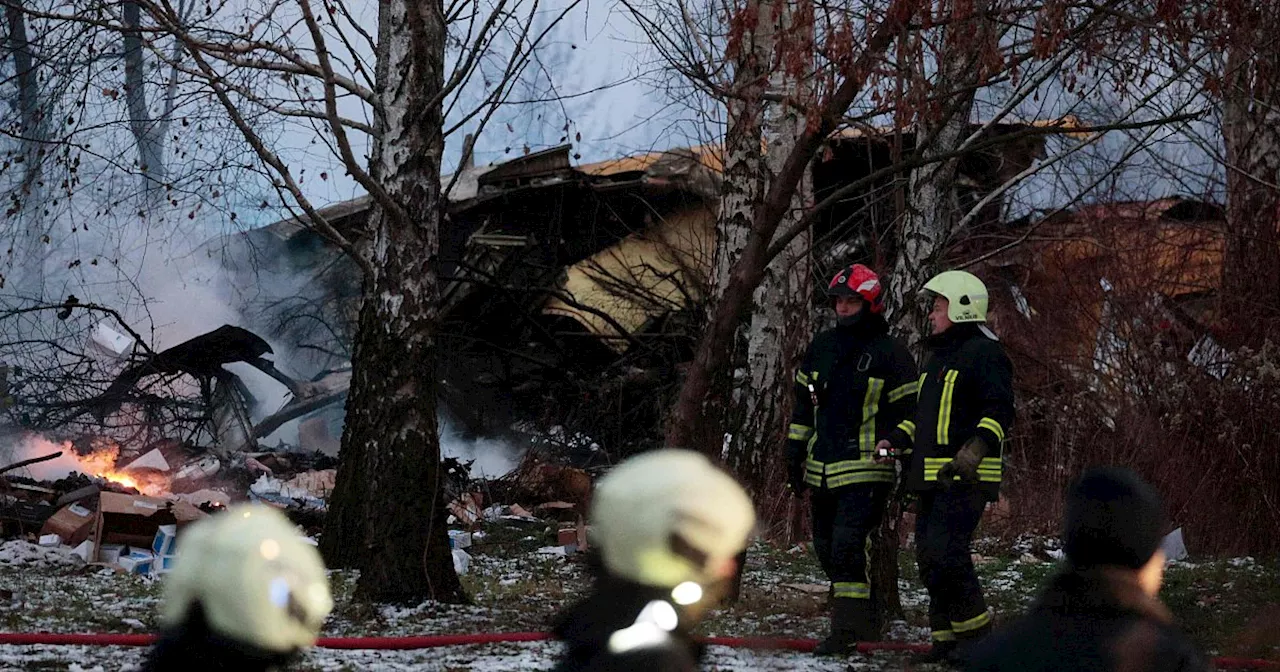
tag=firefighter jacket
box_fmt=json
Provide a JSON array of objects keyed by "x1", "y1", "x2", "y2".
[
  {"x1": 551, "y1": 574, "x2": 701, "y2": 672},
  {"x1": 787, "y1": 314, "x2": 918, "y2": 489},
  {"x1": 888, "y1": 322, "x2": 1014, "y2": 500},
  {"x1": 142, "y1": 605, "x2": 297, "y2": 672}
]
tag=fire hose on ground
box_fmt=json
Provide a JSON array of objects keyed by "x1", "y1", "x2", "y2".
[{"x1": 0, "y1": 632, "x2": 1276, "y2": 668}]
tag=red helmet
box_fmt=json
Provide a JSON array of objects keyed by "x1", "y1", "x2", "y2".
[{"x1": 826, "y1": 264, "x2": 884, "y2": 313}]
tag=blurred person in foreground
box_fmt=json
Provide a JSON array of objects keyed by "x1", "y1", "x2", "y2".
[
  {"x1": 963, "y1": 466, "x2": 1208, "y2": 672},
  {"x1": 143, "y1": 504, "x2": 333, "y2": 672},
  {"x1": 551, "y1": 448, "x2": 756, "y2": 671}
]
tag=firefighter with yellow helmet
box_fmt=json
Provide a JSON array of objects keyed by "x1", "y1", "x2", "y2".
[
  {"x1": 551, "y1": 448, "x2": 756, "y2": 672},
  {"x1": 877, "y1": 270, "x2": 1015, "y2": 663},
  {"x1": 143, "y1": 504, "x2": 333, "y2": 671}
]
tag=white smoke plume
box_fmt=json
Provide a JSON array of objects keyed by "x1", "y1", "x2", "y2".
[{"x1": 438, "y1": 414, "x2": 525, "y2": 479}]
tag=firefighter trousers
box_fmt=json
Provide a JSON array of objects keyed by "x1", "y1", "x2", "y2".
[
  {"x1": 915, "y1": 486, "x2": 991, "y2": 643},
  {"x1": 811, "y1": 484, "x2": 891, "y2": 601}
]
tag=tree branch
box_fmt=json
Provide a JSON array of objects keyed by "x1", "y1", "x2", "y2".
[
  {"x1": 298, "y1": 0, "x2": 404, "y2": 222},
  {"x1": 147, "y1": 0, "x2": 375, "y2": 281}
]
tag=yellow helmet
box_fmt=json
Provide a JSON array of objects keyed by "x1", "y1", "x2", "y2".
[
  {"x1": 923, "y1": 270, "x2": 989, "y2": 323},
  {"x1": 590, "y1": 449, "x2": 755, "y2": 589},
  {"x1": 160, "y1": 504, "x2": 333, "y2": 653}
]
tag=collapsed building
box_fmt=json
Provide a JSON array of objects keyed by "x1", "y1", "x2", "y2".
[{"x1": 208, "y1": 123, "x2": 1056, "y2": 459}]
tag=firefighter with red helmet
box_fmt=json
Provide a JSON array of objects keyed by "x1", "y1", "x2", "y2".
[{"x1": 785, "y1": 263, "x2": 919, "y2": 655}]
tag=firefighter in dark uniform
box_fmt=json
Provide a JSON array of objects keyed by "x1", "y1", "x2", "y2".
[
  {"x1": 552, "y1": 449, "x2": 756, "y2": 672},
  {"x1": 877, "y1": 270, "x2": 1015, "y2": 664},
  {"x1": 143, "y1": 504, "x2": 334, "y2": 672},
  {"x1": 785, "y1": 263, "x2": 919, "y2": 655}
]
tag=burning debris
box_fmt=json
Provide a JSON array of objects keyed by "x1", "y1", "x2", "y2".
[{"x1": 1, "y1": 310, "x2": 612, "y2": 575}]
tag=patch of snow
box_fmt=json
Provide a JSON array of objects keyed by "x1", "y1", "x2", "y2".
[
  {"x1": 884, "y1": 619, "x2": 930, "y2": 642},
  {"x1": 0, "y1": 540, "x2": 84, "y2": 569}
]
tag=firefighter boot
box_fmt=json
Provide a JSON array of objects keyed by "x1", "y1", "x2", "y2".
[{"x1": 813, "y1": 598, "x2": 875, "y2": 656}]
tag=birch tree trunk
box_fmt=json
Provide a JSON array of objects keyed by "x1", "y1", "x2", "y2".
[
  {"x1": 319, "y1": 0, "x2": 464, "y2": 603},
  {"x1": 876, "y1": 0, "x2": 995, "y2": 625},
  {"x1": 716, "y1": 0, "x2": 814, "y2": 494},
  {"x1": 1221, "y1": 8, "x2": 1280, "y2": 339},
  {"x1": 122, "y1": 0, "x2": 167, "y2": 200},
  {"x1": 663, "y1": 0, "x2": 916, "y2": 464},
  {"x1": 4, "y1": 0, "x2": 39, "y2": 196}
]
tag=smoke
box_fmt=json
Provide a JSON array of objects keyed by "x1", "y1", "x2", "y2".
[
  {"x1": 438, "y1": 414, "x2": 525, "y2": 479},
  {"x1": 0, "y1": 433, "x2": 108, "y2": 482}
]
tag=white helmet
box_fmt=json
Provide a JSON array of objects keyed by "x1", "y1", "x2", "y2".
[
  {"x1": 160, "y1": 504, "x2": 333, "y2": 653},
  {"x1": 590, "y1": 449, "x2": 756, "y2": 589}
]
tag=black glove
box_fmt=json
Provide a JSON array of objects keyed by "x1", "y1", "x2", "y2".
[{"x1": 937, "y1": 435, "x2": 989, "y2": 486}]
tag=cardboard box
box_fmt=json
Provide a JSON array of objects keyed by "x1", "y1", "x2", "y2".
[
  {"x1": 448, "y1": 493, "x2": 484, "y2": 525},
  {"x1": 117, "y1": 553, "x2": 153, "y2": 574},
  {"x1": 151, "y1": 554, "x2": 177, "y2": 575},
  {"x1": 89, "y1": 321, "x2": 135, "y2": 358},
  {"x1": 40, "y1": 503, "x2": 95, "y2": 547},
  {"x1": 556, "y1": 520, "x2": 590, "y2": 552},
  {"x1": 98, "y1": 543, "x2": 124, "y2": 565},
  {"x1": 91, "y1": 492, "x2": 205, "y2": 563},
  {"x1": 121, "y1": 448, "x2": 171, "y2": 473},
  {"x1": 152, "y1": 525, "x2": 177, "y2": 556}
]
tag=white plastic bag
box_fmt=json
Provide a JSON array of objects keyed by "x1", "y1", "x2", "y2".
[{"x1": 451, "y1": 548, "x2": 471, "y2": 575}]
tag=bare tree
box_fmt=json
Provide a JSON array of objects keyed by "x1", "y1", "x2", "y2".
[
  {"x1": 650, "y1": 0, "x2": 919, "y2": 462},
  {"x1": 121, "y1": 0, "x2": 166, "y2": 197},
  {"x1": 711, "y1": 0, "x2": 815, "y2": 493},
  {"x1": 626, "y1": 0, "x2": 1216, "y2": 624},
  {"x1": 116, "y1": 0, "x2": 581, "y2": 602},
  {"x1": 882, "y1": 0, "x2": 998, "y2": 347},
  {"x1": 3, "y1": 0, "x2": 40, "y2": 195}
]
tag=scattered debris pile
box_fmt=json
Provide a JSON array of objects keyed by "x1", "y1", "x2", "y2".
[
  {"x1": 2, "y1": 428, "x2": 606, "y2": 579},
  {"x1": 444, "y1": 447, "x2": 603, "y2": 573},
  {"x1": 0, "y1": 438, "x2": 337, "y2": 574}
]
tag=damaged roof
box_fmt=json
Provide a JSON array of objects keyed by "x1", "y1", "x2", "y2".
[
  {"x1": 235, "y1": 119, "x2": 1068, "y2": 353},
  {"x1": 256, "y1": 114, "x2": 1077, "y2": 240}
]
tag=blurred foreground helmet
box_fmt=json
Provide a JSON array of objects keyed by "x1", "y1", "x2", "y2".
[
  {"x1": 923, "y1": 270, "x2": 989, "y2": 323},
  {"x1": 590, "y1": 449, "x2": 756, "y2": 588},
  {"x1": 160, "y1": 504, "x2": 333, "y2": 654}
]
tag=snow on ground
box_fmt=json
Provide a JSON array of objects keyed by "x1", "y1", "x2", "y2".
[
  {"x1": 0, "y1": 540, "x2": 85, "y2": 569},
  {"x1": 0, "y1": 641, "x2": 888, "y2": 671},
  {"x1": 0, "y1": 531, "x2": 1275, "y2": 669}
]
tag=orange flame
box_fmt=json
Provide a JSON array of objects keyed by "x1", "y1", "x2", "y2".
[
  {"x1": 97, "y1": 470, "x2": 142, "y2": 491},
  {"x1": 73, "y1": 440, "x2": 171, "y2": 496}
]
